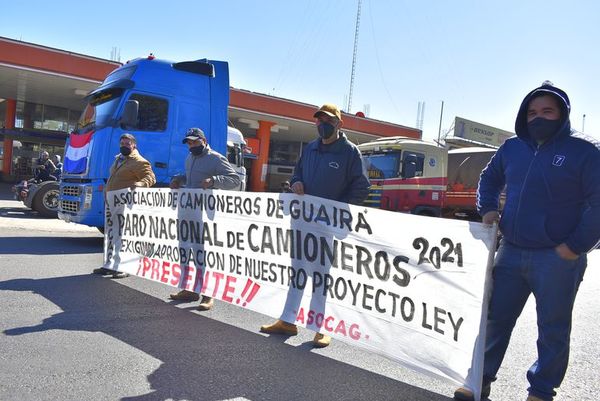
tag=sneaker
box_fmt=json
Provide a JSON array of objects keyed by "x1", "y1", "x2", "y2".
[
  {"x1": 526, "y1": 396, "x2": 545, "y2": 401},
  {"x1": 111, "y1": 272, "x2": 129, "y2": 279},
  {"x1": 259, "y1": 320, "x2": 298, "y2": 335},
  {"x1": 197, "y1": 296, "x2": 214, "y2": 311},
  {"x1": 313, "y1": 333, "x2": 332, "y2": 348},
  {"x1": 453, "y1": 382, "x2": 491, "y2": 400},
  {"x1": 92, "y1": 267, "x2": 113, "y2": 275},
  {"x1": 168, "y1": 290, "x2": 200, "y2": 302}
]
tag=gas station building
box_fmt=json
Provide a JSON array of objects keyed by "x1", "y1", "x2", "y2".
[{"x1": 0, "y1": 36, "x2": 421, "y2": 192}]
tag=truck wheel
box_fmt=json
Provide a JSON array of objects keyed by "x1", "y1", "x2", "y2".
[{"x1": 33, "y1": 183, "x2": 60, "y2": 218}]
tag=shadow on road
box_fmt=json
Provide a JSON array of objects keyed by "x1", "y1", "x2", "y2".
[
  {"x1": 0, "y1": 206, "x2": 53, "y2": 219},
  {"x1": 0, "y1": 183, "x2": 17, "y2": 201},
  {"x1": 1, "y1": 275, "x2": 453, "y2": 401},
  {"x1": 0, "y1": 236, "x2": 102, "y2": 255}
]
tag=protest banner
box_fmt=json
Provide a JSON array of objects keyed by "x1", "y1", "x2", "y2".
[{"x1": 104, "y1": 188, "x2": 496, "y2": 396}]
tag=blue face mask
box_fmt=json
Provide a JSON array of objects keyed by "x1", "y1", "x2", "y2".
[
  {"x1": 190, "y1": 145, "x2": 205, "y2": 156},
  {"x1": 318, "y1": 122, "x2": 336, "y2": 140},
  {"x1": 527, "y1": 117, "x2": 562, "y2": 142}
]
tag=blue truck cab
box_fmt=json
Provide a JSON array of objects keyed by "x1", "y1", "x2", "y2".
[{"x1": 58, "y1": 56, "x2": 229, "y2": 228}]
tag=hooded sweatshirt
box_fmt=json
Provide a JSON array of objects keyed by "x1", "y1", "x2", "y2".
[{"x1": 477, "y1": 82, "x2": 600, "y2": 254}]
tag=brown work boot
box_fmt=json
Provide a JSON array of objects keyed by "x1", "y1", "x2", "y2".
[
  {"x1": 259, "y1": 320, "x2": 298, "y2": 335},
  {"x1": 197, "y1": 296, "x2": 214, "y2": 311},
  {"x1": 525, "y1": 396, "x2": 545, "y2": 401},
  {"x1": 453, "y1": 382, "x2": 491, "y2": 400},
  {"x1": 169, "y1": 290, "x2": 200, "y2": 302},
  {"x1": 313, "y1": 333, "x2": 332, "y2": 348}
]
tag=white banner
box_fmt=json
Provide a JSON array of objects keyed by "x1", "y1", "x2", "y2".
[{"x1": 104, "y1": 188, "x2": 495, "y2": 397}]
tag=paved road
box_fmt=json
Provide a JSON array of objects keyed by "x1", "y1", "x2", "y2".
[{"x1": 0, "y1": 183, "x2": 598, "y2": 401}]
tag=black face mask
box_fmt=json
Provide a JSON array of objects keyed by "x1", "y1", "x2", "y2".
[
  {"x1": 120, "y1": 146, "x2": 132, "y2": 156},
  {"x1": 318, "y1": 122, "x2": 336, "y2": 140},
  {"x1": 527, "y1": 117, "x2": 562, "y2": 143},
  {"x1": 190, "y1": 145, "x2": 205, "y2": 156}
]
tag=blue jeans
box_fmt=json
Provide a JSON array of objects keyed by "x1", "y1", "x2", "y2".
[{"x1": 483, "y1": 241, "x2": 587, "y2": 401}]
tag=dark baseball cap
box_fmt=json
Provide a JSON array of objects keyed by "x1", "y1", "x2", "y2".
[{"x1": 182, "y1": 127, "x2": 206, "y2": 144}]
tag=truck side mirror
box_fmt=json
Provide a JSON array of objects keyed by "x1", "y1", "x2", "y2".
[
  {"x1": 120, "y1": 100, "x2": 139, "y2": 128},
  {"x1": 402, "y1": 155, "x2": 417, "y2": 179}
]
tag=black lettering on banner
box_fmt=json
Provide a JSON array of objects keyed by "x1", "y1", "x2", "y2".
[
  {"x1": 266, "y1": 198, "x2": 284, "y2": 218},
  {"x1": 247, "y1": 224, "x2": 259, "y2": 251},
  {"x1": 413, "y1": 237, "x2": 464, "y2": 269},
  {"x1": 392, "y1": 255, "x2": 411, "y2": 287}
]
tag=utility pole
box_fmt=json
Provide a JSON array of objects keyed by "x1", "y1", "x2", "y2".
[
  {"x1": 582, "y1": 114, "x2": 586, "y2": 133},
  {"x1": 437, "y1": 101, "x2": 445, "y2": 144},
  {"x1": 347, "y1": 0, "x2": 362, "y2": 113}
]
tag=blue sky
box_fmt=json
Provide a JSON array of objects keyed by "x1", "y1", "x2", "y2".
[{"x1": 2, "y1": 0, "x2": 599, "y2": 141}]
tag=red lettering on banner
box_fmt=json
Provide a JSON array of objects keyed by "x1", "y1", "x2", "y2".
[
  {"x1": 211, "y1": 272, "x2": 225, "y2": 297},
  {"x1": 201, "y1": 270, "x2": 209, "y2": 293},
  {"x1": 193, "y1": 266, "x2": 204, "y2": 293},
  {"x1": 334, "y1": 320, "x2": 347, "y2": 336},
  {"x1": 296, "y1": 308, "x2": 305, "y2": 324},
  {"x1": 151, "y1": 259, "x2": 160, "y2": 280},
  {"x1": 244, "y1": 281, "x2": 260, "y2": 305},
  {"x1": 171, "y1": 264, "x2": 181, "y2": 286},
  {"x1": 348, "y1": 323, "x2": 361, "y2": 340},
  {"x1": 324, "y1": 316, "x2": 335, "y2": 331},
  {"x1": 315, "y1": 313, "x2": 324, "y2": 328},
  {"x1": 182, "y1": 265, "x2": 196, "y2": 290},
  {"x1": 136, "y1": 257, "x2": 261, "y2": 309},
  {"x1": 222, "y1": 275, "x2": 237, "y2": 303},
  {"x1": 295, "y1": 307, "x2": 364, "y2": 341},
  {"x1": 160, "y1": 261, "x2": 170, "y2": 283},
  {"x1": 235, "y1": 278, "x2": 261, "y2": 307},
  {"x1": 142, "y1": 257, "x2": 151, "y2": 275}
]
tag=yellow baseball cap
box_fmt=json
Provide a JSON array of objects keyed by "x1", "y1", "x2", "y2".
[{"x1": 314, "y1": 103, "x2": 342, "y2": 120}]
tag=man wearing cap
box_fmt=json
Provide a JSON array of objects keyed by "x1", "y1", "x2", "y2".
[
  {"x1": 168, "y1": 127, "x2": 241, "y2": 310},
  {"x1": 453, "y1": 82, "x2": 600, "y2": 401},
  {"x1": 93, "y1": 133, "x2": 156, "y2": 278},
  {"x1": 260, "y1": 103, "x2": 370, "y2": 348}
]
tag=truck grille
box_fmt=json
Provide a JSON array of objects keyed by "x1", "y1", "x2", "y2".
[
  {"x1": 60, "y1": 200, "x2": 80, "y2": 213},
  {"x1": 62, "y1": 185, "x2": 81, "y2": 196}
]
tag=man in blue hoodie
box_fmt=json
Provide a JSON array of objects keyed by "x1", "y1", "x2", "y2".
[
  {"x1": 454, "y1": 82, "x2": 600, "y2": 401},
  {"x1": 260, "y1": 103, "x2": 370, "y2": 348}
]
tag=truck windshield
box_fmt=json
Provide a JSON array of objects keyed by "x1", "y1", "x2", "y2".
[
  {"x1": 363, "y1": 151, "x2": 401, "y2": 179},
  {"x1": 75, "y1": 87, "x2": 124, "y2": 133}
]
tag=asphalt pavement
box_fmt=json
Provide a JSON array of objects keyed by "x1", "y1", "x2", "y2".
[{"x1": 0, "y1": 182, "x2": 598, "y2": 401}]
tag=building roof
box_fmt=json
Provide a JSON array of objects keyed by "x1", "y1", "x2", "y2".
[{"x1": 0, "y1": 35, "x2": 421, "y2": 143}]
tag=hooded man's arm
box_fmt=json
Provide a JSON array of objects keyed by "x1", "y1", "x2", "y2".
[
  {"x1": 477, "y1": 146, "x2": 506, "y2": 216},
  {"x1": 565, "y1": 151, "x2": 600, "y2": 254}
]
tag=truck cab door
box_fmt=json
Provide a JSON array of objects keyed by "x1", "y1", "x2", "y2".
[{"x1": 118, "y1": 92, "x2": 172, "y2": 184}]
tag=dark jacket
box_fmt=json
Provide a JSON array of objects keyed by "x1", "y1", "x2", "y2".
[
  {"x1": 477, "y1": 83, "x2": 600, "y2": 254},
  {"x1": 179, "y1": 146, "x2": 240, "y2": 190},
  {"x1": 291, "y1": 132, "x2": 370, "y2": 205},
  {"x1": 105, "y1": 149, "x2": 156, "y2": 192}
]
